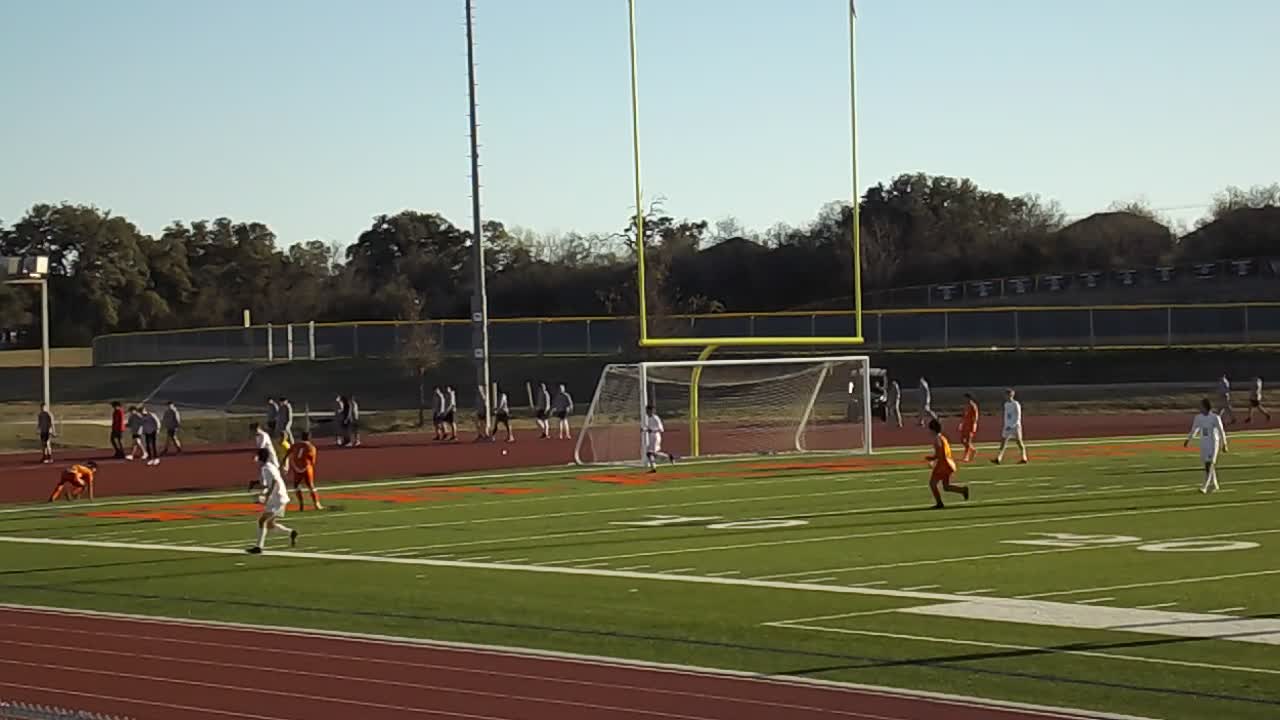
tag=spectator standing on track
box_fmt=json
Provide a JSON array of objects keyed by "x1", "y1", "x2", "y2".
[
  {"x1": 552, "y1": 384, "x2": 575, "y2": 440},
  {"x1": 140, "y1": 406, "x2": 161, "y2": 466},
  {"x1": 126, "y1": 406, "x2": 147, "y2": 462},
  {"x1": 36, "y1": 404, "x2": 56, "y2": 464},
  {"x1": 278, "y1": 397, "x2": 295, "y2": 446},
  {"x1": 266, "y1": 398, "x2": 280, "y2": 438},
  {"x1": 917, "y1": 377, "x2": 937, "y2": 426},
  {"x1": 432, "y1": 386, "x2": 447, "y2": 441},
  {"x1": 444, "y1": 386, "x2": 458, "y2": 441},
  {"x1": 345, "y1": 395, "x2": 361, "y2": 447},
  {"x1": 161, "y1": 401, "x2": 183, "y2": 456},
  {"x1": 535, "y1": 383, "x2": 552, "y2": 439},
  {"x1": 334, "y1": 395, "x2": 347, "y2": 447},
  {"x1": 887, "y1": 380, "x2": 902, "y2": 428},
  {"x1": 109, "y1": 401, "x2": 127, "y2": 459},
  {"x1": 1247, "y1": 377, "x2": 1271, "y2": 423},
  {"x1": 494, "y1": 388, "x2": 514, "y2": 443},
  {"x1": 1218, "y1": 374, "x2": 1235, "y2": 425}
]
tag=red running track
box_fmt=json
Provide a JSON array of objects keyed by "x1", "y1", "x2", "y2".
[
  {"x1": 0, "y1": 412, "x2": 1222, "y2": 504},
  {"x1": 0, "y1": 607, "x2": 1123, "y2": 720}
]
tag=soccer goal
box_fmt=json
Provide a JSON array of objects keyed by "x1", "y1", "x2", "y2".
[{"x1": 574, "y1": 356, "x2": 878, "y2": 466}]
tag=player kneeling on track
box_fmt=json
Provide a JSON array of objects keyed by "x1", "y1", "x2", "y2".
[
  {"x1": 926, "y1": 419, "x2": 969, "y2": 509},
  {"x1": 49, "y1": 461, "x2": 98, "y2": 502},
  {"x1": 289, "y1": 431, "x2": 323, "y2": 511},
  {"x1": 247, "y1": 448, "x2": 298, "y2": 555}
]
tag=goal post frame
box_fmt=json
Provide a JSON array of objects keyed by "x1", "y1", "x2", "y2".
[{"x1": 574, "y1": 354, "x2": 875, "y2": 466}]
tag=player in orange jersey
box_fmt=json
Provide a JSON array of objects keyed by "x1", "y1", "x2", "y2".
[
  {"x1": 925, "y1": 419, "x2": 969, "y2": 509},
  {"x1": 288, "y1": 431, "x2": 323, "y2": 511},
  {"x1": 49, "y1": 461, "x2": 98, "y2": 502},
  {"x1": 958, "y1": 393, "x2": 980, "y2": 462}
]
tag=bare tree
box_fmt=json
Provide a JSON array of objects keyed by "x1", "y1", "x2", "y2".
[{"x1": 396, "y1": 294, "x2": 442, "y2": 427}]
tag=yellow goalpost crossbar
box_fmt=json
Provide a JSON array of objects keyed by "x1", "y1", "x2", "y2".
[{"x1": 626, "y1": 0, "x2": 864, "y2": 350}]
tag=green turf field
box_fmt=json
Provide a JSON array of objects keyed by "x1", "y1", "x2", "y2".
[{"x1": 1, "y1": 433, "x2": 1278, "y2": 720}]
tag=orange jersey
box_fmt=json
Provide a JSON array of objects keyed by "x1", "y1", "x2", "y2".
[
  {"x1": 289, "y1": 441, "x2": 317, "y2": 472},
  {"x1": 960, "y1": 402, "x2": 979, "y2": 433},
  {"x1": 60, "y1": 465, "x2": 95, "y2": 486},
  {"x1": 931, "y1": 434, "x2": 957, "y2": 473}
]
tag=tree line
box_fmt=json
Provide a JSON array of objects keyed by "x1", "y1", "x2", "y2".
[{"x1": 1, "y1": 174, "x2": 1277, "y2": 346}]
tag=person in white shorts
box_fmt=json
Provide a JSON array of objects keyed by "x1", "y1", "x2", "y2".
[
  {"x1": 1247, "y1": 376, "x2": 1271, "y2": 423},
  {"x1": 992, "y1": 388, "x2": 1028, "y2": 465},
  {"x1": 643, "y1": 404, "x2": 675, "y2": 473},
  {"x1": 1217, "y1": 374, "x2": 1235, "y2": 425},
  {"x1": 247, "y1": 448, "x2": 298, "y2": 554},
  {"x1": 1185, "y1": 398, "x2": 1228, "y2": 494}
]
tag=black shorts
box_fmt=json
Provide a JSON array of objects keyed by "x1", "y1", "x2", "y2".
[
  {"x1": 110, "y1": 429, "x2": 123, "y2": 441},
  {"x1": 166, "y1": 428, "x2": 179, "y2": 439},
  {"x1": 495, "y1": 411, "x2": 510, "y2": 425},
  {"x1": 444, "y1": 411, "x2": 455, "y2": 424},
  {"x1": 553, "y1": 410, "x2": 568, "y2": 421},
  {"x1": 1251, "y1": 398, "x2": 1261, "y2": 408},
  {"x1": 535, "y1": 409, "x2": 548, "y2": 421},
  {"x1": 432, "y1": 413, "x2": 443, "y2": 425},
  {"x1": 132, "y1": 433, "x2": 141, "y2": 443},
  {"x1": 39, "y1": 432, "x2": 50, "y2": 445}
]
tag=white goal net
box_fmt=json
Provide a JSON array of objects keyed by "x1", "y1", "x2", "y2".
[{"x1": 574, "y1": 356, "x2": 876, "y2": 466}]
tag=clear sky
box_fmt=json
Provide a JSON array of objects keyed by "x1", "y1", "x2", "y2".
[{"x1": 1, "y1": 0, "x2": 1277, "y2": 247}]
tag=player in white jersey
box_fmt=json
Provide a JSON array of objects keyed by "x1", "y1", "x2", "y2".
[
  {"x1": 642, "y1": 405, "x2": 675, "y2": 472},
  {"x1": 247, "y1": 448, "x2": 298, "y2": 554},
  {"x1": 917, "y1": 377, "x2": 937, "y2": 426},
  {"x1": 1217, "y1": 374, "x2": 1235, "y2": 425},
  {"x1": 444, "y1": 385, "x2": 458, "y2": 441},
  {"x1": 249, "y1": 423, "x2": 279, "y2": 482},
  {"x1": 991, "y1": 389, "x2": 1029, "y2": 465},
  {"x1": 432, "y1": 386, "x2": 447, "y2": 441},
  {"x1": 534, "y1": 383, "x2": 552, "y2": 439},
  {"x1": 1185, "y1": 398, "x2": 1228, "y2": 494},
  {"x1": 1247, "y1": 377, "x2": 1271, "y2": 423}
]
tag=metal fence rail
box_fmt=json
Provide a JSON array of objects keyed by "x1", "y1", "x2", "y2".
[
  {"x1": 91, "y1": 303, "x2": 1280, "y2": 366},
  {"x1": 0, "y1": 701, "x2": 132, "y2": 720}
]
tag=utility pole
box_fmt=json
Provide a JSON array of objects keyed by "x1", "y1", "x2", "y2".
[{"x1": 465, "y1": 0, "x2": 492, "y2": 433}]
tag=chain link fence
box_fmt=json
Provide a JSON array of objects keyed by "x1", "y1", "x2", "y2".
[
  {"x1": 91, "y1": 303, "x2": 1280, "y2": 366},
  {"x1": 0, "y1": 701, "x2": 132, "y2": 720}
]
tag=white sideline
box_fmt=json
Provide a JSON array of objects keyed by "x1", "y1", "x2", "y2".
[{"x1": 0, "y1": 603, "x2": 1155, "y2": 720}]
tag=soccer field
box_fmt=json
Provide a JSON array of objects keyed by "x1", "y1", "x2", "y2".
[{"x1": 1, "y1": 433, "x2": 1278, "y2": 720}]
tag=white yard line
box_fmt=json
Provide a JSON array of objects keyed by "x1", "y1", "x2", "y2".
[
  {"x1": 956, "y1": 589, "x2": 995, "y2": 595},
  {"x1": 766, "y1": 623, "x2": 1280, "y2": 677},
  {"x1": 1021, "y1": 569, "x2": 1280, "y2": 599},
  {"x1": 1210, "y1": 607, "x2": 1247, "y2": 614},
  {"x1": 1074, "y1": 598, "x2": 1115, "y2": 605},
  {"x1": 902, "y1": 585, "x2": 941, "y2": 591},
  {"x1": 1135, "y1": 602, "x2": 1178, "y2": 610}
]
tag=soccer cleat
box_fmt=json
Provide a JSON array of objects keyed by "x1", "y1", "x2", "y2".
[
  {"x1": 1018, "y1": 459, "x2": 1029, "y2": 465},
  {"x1": 932, "y1": 502, "x2": 945, "y2": 510},
  {"x1": 962, "y1": 487, "x2": 970, "y2": 501},
  {"x1": 290, "y1": 529, "x2": 298, "y2": 547},
  {"x1": 246, "y1": 547, "x2": 263, "y2": 555},
  {"x1": 990, "y1": 458, "x2": 1001, "y2": 465}
]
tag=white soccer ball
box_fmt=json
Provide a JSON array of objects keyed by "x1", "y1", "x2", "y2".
[{"x1": 501, "y1": 449, "x2": 509, "y2": 456}]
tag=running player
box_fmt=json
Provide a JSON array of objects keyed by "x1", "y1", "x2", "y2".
[
  {"x1": 248, "y1": 422, "x2": 280, "y2": 490},
  {"x1": 288, "y1": 431, "x2": 323, "y2": 511},
  {"x1": 992, "y1": 388, "x2": 1029, "y2": 465},
  {"x1": 925, "y1": 419, "x2": 968, "y2": 509},
  {"x1": 36, "y1": 404, "x2": 55, "y2": 464},
  {"x1": 1185, "y1": 398, "x2": 1228, "y2": 494},
  {"x1": 552, "y1": 384, "x2": 574, "y2": 440},
  {"x1": 1247, "y1": 377, "x2": 1271, "y2": 423},
  {"x1": 643, "y1": 404, "x2": 675, "y2": 473},
  {"x1": 49, "y1": 461, "x2": 98, "y2": 502},
  {"x1": 958, "y1": 393, "x2": 979, "y2": 462},
  {"x1": 246, "y1": 448, "x2": 297, "y2": 554}
]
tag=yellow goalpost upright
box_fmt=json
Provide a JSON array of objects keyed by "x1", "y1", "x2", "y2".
[{"x1": 622, "y1": 1, "x2": 867, "y2": 460}]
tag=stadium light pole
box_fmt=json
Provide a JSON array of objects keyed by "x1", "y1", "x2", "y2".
[
  {"x1": 465, "y1": 0, "x2": 492, "y2": 433},
  {"x1": 1, "y1": 255, "x2": 51, "y2": 408}
]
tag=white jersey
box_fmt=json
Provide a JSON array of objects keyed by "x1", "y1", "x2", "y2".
[
  {"x1": 255, "y1": 429, "x2": 279, "y2": 465},
  {"x1": 258, "y1": 462, "x2": 290, "y2": 510},
  {"x1": 446, "y1": 389, "x2": 457, "y2": 413},
  {"x1": 495, "y1": 393, "x2": 509, "y2": 414},
  {"x1": 1252, "y1": 379, "x2": 1263, "y2": 402},
  {"x1": 643, "y1": 414, "x2": 664, "y2": 451},
  {"x1": 1188, "y1": 412, "x2": 1227, "y2": 459},
  {"x1": 434, "y1": 391, "x2": 446, "y2": 415},
  {"x1": 919, "y1": 380, "x2": 931, "y2": 407},
  {"x1": 1219, "y1": 377, "x2": 1231, "y2": 397},
  {"x1": 1003, "y1": 400, "x2": 1023, "y2": 430},
  {"x1": 538, "y1": 388, "x2": 551, "y2": 412}
]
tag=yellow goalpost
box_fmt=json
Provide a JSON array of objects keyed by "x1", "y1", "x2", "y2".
[{"x1": 625, "y1": 1, "x2": 865, "y2": 457}]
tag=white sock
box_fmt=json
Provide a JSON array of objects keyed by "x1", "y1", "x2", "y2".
[{"x1": 256, "y1": 525, "x2": 268, "y2": 548}]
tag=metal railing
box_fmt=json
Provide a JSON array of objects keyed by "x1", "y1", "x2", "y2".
[{"x1": 90, "y1": 302, "x2": 1280, "y2": 366}]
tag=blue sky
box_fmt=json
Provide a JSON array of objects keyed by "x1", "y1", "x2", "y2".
[{"x1": 1, "y1": 0, "x2": 1276, "y2": 247}]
